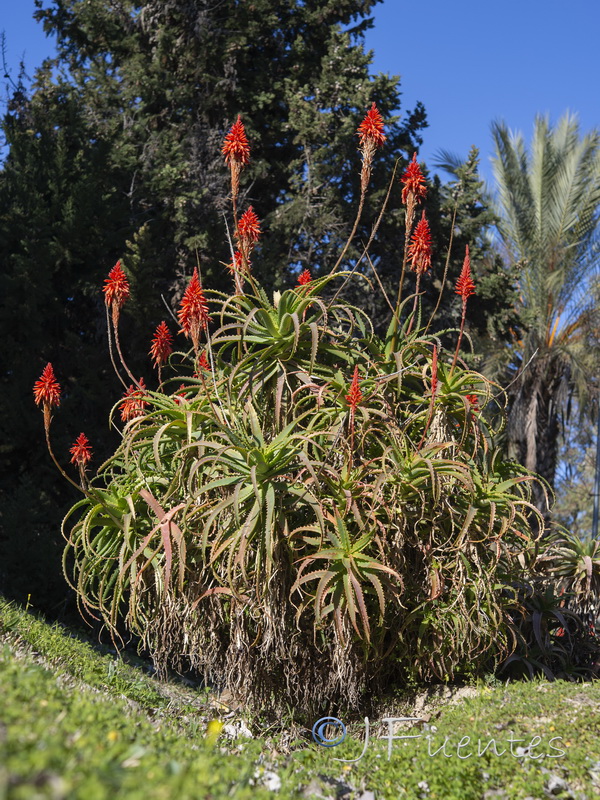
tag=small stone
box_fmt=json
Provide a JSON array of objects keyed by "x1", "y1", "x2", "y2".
[
  {"x1": 301, "y1": 778, "x2": 334, "y2": 800},
  {"x1": 223, "y1": 720, "x2": 253, "y2": 739},
  {"x1": 262, "y1": 771, "x2": 281, "y2": 792},
  {"x1": 545, "y1": 773, "x2": 569, "y2": 795}
]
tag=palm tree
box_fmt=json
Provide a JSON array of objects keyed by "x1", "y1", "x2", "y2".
[{"x1": 490, "y1": 113, "x2": 600, "y2": 528}]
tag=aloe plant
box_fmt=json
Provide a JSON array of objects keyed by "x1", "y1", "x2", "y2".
[{"x1": 35, "y1": 108, "x2": 548, "y2": 715}]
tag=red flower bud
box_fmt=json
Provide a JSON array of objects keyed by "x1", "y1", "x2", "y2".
[
  {"x1": 69, "y1": 433, "x2": 92, "y2": 465},
  {"x1": 455, "y1": 245, "x2": 476, "y2": 300},
  {"x1": 222, "y1": 115, "x2": 250, "y2": 167},
  {"x1": 33, "y1": 363, "x2": 61, "y2": 409}
]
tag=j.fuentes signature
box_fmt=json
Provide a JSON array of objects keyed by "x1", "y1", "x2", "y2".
[{"x1": 312, "y1": 717, "x2": 566, "y2": 762}]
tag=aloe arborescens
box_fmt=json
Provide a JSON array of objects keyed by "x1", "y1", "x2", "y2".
[{"x1": 35, "y1": 106, "x2": 548, "y2": 717}]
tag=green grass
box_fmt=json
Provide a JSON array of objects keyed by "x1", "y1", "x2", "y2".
[{"x1": 2, "y1": 596, "x2": 600, "y2": 799}]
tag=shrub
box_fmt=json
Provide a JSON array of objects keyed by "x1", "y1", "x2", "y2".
[{"x1": 35, "y1": 109, "x2": 545, "y2": 717}]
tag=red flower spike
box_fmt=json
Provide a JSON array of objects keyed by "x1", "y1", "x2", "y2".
[
  {"x1": 455, "y1": 245, "x2": 476, "y2": 300},
  {"x1": 178, "y1": 268, "x2": 210, "y2": 350},
  {"x1": 237, "y1": 207, "x2": 261, "y2": 245},
  {"x1": 408, "y1": 211, "x2": 432, "y2": 274},
  {"x1": 465, "y1": 394, "x2": 480, "y2": 413},
  {"x1": 401, "y1": 153, "x2": 427, "y2": 205},
  {"x1": 222, "y1": 115, "x2": 250, "y2": 167},
  {"x1": 103, "y1": 261, "x2": 130, "y2": 310},
  {"x1": 357, "y1": 103, "x2": 386, "y2": 149},
  {"x1": 33, "y1": 363, "x2": 61, "y2": 408},
  {"x1": 297, "y1": 269, "x2": 312, "y2": 286},
  {"x1": 119, "y1": 379, "x2": 148, "y2": 422},
  {"x1": 149, "y1": 321, "x2": 173, "y2": 368},
  {"x1": 197, "y1": 351, "x2": 210, "y2": 372},
  {"x1": 70, "y1": 433, "x2": 92, "y2": 466},
  {"x1": 345, "y1": 366, "x2": 363, "y2": 412},
  {"x1": 228, "y1": 250, "x2": 245, "y2": 275}
]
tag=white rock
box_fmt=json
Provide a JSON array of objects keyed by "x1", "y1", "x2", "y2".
[
  {"x1": 262, "y1": 771, "x2": 282, "y2": 792},
  {"x1": 223, "y1": 720, "x2": 253, "y2": 739},
  {"x1": 545, "y1": 774, "x2": 569, "y2": 795}
]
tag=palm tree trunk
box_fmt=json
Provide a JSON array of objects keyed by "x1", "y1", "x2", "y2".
[{"x1": 507, "y1": 357, "x2": 562, "y2": 534}]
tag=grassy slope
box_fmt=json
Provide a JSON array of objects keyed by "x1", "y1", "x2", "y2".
[{"x1": 1, "y1": 597, "x2": 600, "y2": 799}]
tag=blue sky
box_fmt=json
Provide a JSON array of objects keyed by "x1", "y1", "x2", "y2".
[
  {"x1": 364, "y1": 0, "x2": 600, "y2": 182},
  {"x1": 2, "y1": 1, "x2": 599, "y2": 183}
]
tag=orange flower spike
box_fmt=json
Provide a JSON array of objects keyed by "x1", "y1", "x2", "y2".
[
  {"x1": 197, "y1": 351, "x2": 210, "y2": 371},
  {"x1": 408, "y1": 211, "x2": 432, "y2": 274},
  {"x1": 33, "y1": 363, "x2": 61, "y2": 409},
  {"x1": 34, "y1": 362, "x2": 61, "y2": 434},
  {"x1": 455, "y1": 245, "x2": 476, "y2": 300},
  {"x1": 238, "y1": 206, "x2": 261, "y2": 244},
  {"x1": 222, "y1": 115, "x2": 250, "y2": 208},
  {"x1": 69, "y1": 433, "x2": 92, "y2": 466},
  {"x1": 236, "y1": 207, "x2": 261, "y2": 269},
  {"x1": 103, "y1": 261, "x2": 130, "y2": 326},
  {"x1": 228, "y1": 250, "x2": 245, "y2": 275},
  {"x1": 177, "y1": 268, "x2": 210, "y2": 352},
  {"x1": 345, "y1": 366, "x2": 363, "y2": 412},
  {"x1": 451, "y1": 246, "x2": 476, "y2": 371},
  {"x1": 149, "y1": 321, "x2": 173, "y2": 368},
  {"x1": 357, "y1": 102, "x2": 386, "y2": 149},
  {"x1": 119, "y1": 378, "x2": 148, "y2": 422},
  {"x1": 297, "y1": 268, "x2": 312, "y2": 286},
  {"x1": 357, "y1": 102, "x2": 385, "y2": 192},
  {"x1": 222, "y1": 115, "x2": 250, "y2": 167},
  {"x1": 401, "y1": 153, "x2": 427, "y2": 205}
]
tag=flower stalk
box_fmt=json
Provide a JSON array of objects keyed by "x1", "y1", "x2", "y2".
[
  {"x1": 235, "y1": 206, "x2": 261, "y2": 291},
  {"x1": 330, "y1": 103, "x2": 385, "y2": 276},
  {"x1": 222, "y1": 115, "x2": 250, "y2": 226},
  {"x1": 103, "y1": 261, "x2": 142, "y2": 389},
  {"x1": 406, "y1": 210, "x2": 432, "y2": 334},
  {"x1": 451, "y1": 245, "x2": 476, "y2": 371},
  {"x1": 150, "y1": 321, "x2": 173, "y2": 386},
  {"x1": 345, "y1": 365, "x2": 363, "y2": 464},
  {"x1": 389, "y1": 153, "x2": 428, "y2": 352},
  {"x1": 178, "y1": 267, "x2": 210, "y2": 357},
  {"x1": 70, "y1": 432, "x2": 92, "y2": 490},
  {"x1": 33, "y1": 364, "x2": 86, "y2": 493}
]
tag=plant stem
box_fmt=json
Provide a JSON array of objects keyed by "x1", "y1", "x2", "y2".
[
  {"x1": 388, "y1": 228, "x2": 411, "y2": 355},
  {"x1": 106, "y1": 306, "x2": 128, "y2": 390},
  {"x1": 45, "y1": 423, "x2": 86, "y2": 494},
  {"x1": 406, "y1": 272, "x2": 422, "y2": 336},
  {"x1": 328, "y1": 159, "x2": 401, "y2": 307},
  {"x1": 113, "y1": 320, "x2": 143, "y2": 390},
  {"x1": 424, "y1": 201, "x2": 459, "y2": 337},
  {"x1": 329, "y1": 190, "x2": 366, "y2": 277},
  {"x1": 451, "y1": 300, "x2": 468, "y2": 373}
]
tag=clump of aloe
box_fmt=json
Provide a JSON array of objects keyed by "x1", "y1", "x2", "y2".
[{"x1": 37, "y1": 108, "x2": 545, "y2": 717}]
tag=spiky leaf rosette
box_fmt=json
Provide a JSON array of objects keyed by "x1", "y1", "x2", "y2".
[{"x1": 63, "y1": 269, "x2": 543, "y2": 714}]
